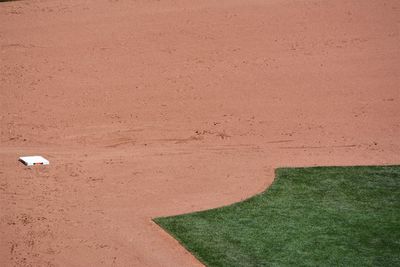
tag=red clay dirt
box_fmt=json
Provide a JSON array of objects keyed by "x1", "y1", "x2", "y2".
[{"x1": 0, "y1": 0, "x2": 399, "y2": 266}]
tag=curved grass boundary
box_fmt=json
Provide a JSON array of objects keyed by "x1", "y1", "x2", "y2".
[{"x1": 154, "y1": 166, "x2": 400, "y2": 266}]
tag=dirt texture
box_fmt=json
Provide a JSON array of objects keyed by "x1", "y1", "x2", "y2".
[{"x1": 1, "y1": 0, "x2": 399, "y2": 266}]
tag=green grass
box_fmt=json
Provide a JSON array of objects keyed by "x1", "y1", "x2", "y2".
[{"x1": 154, "y1": 166, "x2": 400, "y2": 267}]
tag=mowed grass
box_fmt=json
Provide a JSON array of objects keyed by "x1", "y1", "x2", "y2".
[{"x1": 154, "y1": 166, "x2": 400, "y2": 266}]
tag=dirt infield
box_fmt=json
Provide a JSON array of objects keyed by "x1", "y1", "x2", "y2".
[{"x1": 1, "y1": 0, "x2": 399, "y2": 266}]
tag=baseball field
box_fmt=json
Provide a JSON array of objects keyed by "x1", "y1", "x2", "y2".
[{"x1": 1, "y1": 0, "x2": 399, "y2": 266}]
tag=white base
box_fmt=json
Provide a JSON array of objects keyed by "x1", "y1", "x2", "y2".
[{"x1": 19, "y1": 156, "x2": 50, "y2": 166}]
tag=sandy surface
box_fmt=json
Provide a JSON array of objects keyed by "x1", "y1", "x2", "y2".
[{"x1": 0, "y1": 0, "x2": 399, "y2": 266}]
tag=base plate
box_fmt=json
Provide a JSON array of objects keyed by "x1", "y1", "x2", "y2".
[{"x1": 19, "y1": 156, "x2": 50, "y2": 166}]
